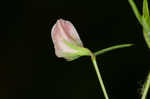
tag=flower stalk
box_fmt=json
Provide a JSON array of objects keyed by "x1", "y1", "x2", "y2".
[{"x1": 91, "y1": 53, "x2": 109, "y2": 99}]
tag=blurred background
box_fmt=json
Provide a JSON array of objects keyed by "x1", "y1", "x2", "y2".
[{"x1": 0, "y1": 0, "x2": 150, "y2": 99}]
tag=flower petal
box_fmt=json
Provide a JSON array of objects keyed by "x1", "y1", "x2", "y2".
[{"x1": 51, "y1": 19, "x2": 83, "y2": 58}]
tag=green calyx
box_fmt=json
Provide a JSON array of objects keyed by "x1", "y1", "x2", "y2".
[
  {"x1": 63, "y1": 40, "x2": 133, "y2": 61},
  {"x1": 63, "y1": 40, "x2": 91, "y2": 61}
]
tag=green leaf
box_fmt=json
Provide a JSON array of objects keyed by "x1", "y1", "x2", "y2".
[
  {"x1": 142, "y1": 0, "x2": 150, "y2": 48},
  {"x1": 94, "y1": 44, "x2": 133, "y2": 56},
  {"x1": 129, "y1": 0, "x2": 143, "y2": 25},
  {"x1": 129, "y1": 0, "x2": 150, "y2": 48},
  {"x1": 143, "y1": 0, "x2": 149, "y2": 17},
  {"x1": 143, "y1": 17, "x2": 150, "y2": 32},
  {"x1": 143, "y1": 19, "x2": 150, "y2": 48}
]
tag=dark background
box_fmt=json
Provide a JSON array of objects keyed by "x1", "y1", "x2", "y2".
[{"x1": 0, "y1": 0, "x2": 150, "y2": 99}]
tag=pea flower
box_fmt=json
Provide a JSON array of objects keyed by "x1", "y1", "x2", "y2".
[
  {"x1": 51, "y1": 18, "x2": 133, "y2": 99},
  {"x1": 51, "y1": 19, "x2": 91, "y2": 61}
]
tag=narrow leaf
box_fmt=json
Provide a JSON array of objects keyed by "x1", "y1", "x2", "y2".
[
  {"x1": 94, "y1": 44, "x2": 133, "y2": 56},
  {"x1": 143, "y1": 0, "x2": 149, "y2": 17},
  {"x1": 142, "y1": 16, "x2": 150, "y2": 32},
  {"x1": 129, "y1": 0, "x2": 143, "y2": 24}
]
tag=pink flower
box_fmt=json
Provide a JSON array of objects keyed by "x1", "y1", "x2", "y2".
[{"x1": 51, "y1": 19, "x2": 84, "y2": 60}]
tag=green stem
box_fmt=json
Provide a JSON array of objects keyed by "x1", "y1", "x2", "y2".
[
  {"x1": 141, "y1": 72, "x2": 150, "y2": 99},
  {"x1": 91, "y1": 54, "x2": 109, "y2": 99}
]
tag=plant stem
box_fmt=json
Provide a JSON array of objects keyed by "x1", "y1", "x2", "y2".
[
  {"x1": 141, "y1": 72, "x2": 150, "y2": 99},
  {"x1": 91, "y1": 54, "x2": 109, "y2": 99}
]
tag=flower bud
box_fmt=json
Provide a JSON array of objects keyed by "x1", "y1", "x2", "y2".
[{"x1": 51, "y1": 19, "x2": 90, "y2": 61}]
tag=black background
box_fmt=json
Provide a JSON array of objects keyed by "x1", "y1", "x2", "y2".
[{"x1": 0, "y1": 0, "x2": 150, "y2": 99}]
